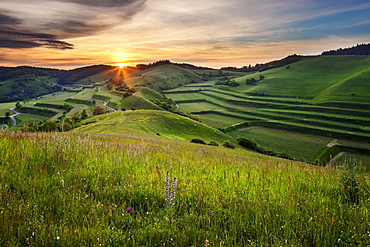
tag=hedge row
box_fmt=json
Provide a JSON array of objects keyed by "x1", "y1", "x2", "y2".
[
  {"x1": 92, "y1": 94, "x2": 111, "y2": 102},
  {"x1": 16, "y1": 107, "x2": 58, "y2": 117},
  {"x1": 34, "y1": 103, "x2": 73, "y2": 111},
  {"x1": 65, "y1": 98, "x2": 94, "y2": 106}
]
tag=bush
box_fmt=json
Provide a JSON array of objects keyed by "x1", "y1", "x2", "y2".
[
  {"x1": 222, "y1": 141, "x2": 235, "y2": 149},
  {"x1": 191, "y1": 139, "x2": 206, "y2": 145},
  {"x1": 238, "y1": 137, "x2": 258, "y2": 150},
  {"x1": 92, "y1": 106, "x2": 105, "y2": 115},
  {"x1": 208, "y1": 141, "x2": 219, "y2": 146}
]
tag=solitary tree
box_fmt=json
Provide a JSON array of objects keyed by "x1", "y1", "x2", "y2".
[
  {"x1": 5, "y1": 112, "x2": 10, "y2": 117},
  {"x1": 81, "y1": 109, "x2": 88, "y2": 119},
  {"x1": 93, "y1": 106, "x2": 105, "y2": 115}
]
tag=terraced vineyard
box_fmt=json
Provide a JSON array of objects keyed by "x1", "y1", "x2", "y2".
[{"x1": 164, "y1": 86, "x2": 370, "y2": 165}]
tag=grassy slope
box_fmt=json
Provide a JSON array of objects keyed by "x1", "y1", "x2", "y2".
[
  {"x1": 228, "y1": 127, "x2": 333, "y2": 162},
  {"x1": 127, "y1": 65, "x2": 202, "y2": 90},
  {"x1": 0, "y1": 131, "x2": 368, "y2": 246},
  {"x1": 120, "y1": 95, "x2": 163, "y2": 110},
  {"x1": 73, "y1": 110, "x2": 239, "y2": 146},
  {"x1": 163, "y1": 56, "x2": 370, "y2": 163},
  {"x1": 233, "y1": 55, "x2": 370, "y2": 103}
]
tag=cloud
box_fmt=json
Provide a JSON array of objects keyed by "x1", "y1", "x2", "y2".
[
  {"x1": 60, "y1": 0, "x2": 142, "y2": 8},
  {"x1": 0, "y1": 12, "x2": 22, "y2": 25},
  {"x1": 0, "y1": 27, "x2": 74, "y2": 49},
  {"x1": 0, "y1": 0, "x2": 146, "y2": 49}
]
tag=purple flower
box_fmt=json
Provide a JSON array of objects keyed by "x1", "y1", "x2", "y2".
[
  {"x1": 165, "y1": 172, "x2": 177, "y2": 206},
  {"x1": 126, "y1": 207, "x2": 132, "y2": 212}
]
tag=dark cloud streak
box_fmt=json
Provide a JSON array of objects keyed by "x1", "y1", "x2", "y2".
[
  {"x1": 0, "y1": 12, "x2": 22, "y2": 25},
  {"x1": 0, "y1": 28, "x2": 74, "y2": 50},
  {"x1": 44, "y1": 20, "x2": 107, "y2": 38},
  {"x1": 60, "y1": 0, "x2": 141, "y2": 8}
]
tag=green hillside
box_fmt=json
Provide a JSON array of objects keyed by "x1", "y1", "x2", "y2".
[
  {"x1": 163, "y1": 55, "x2": 370, "y2": 164},
  {"x1": 0, "y1": 75, "x2": 62, "y2": 103},
  {"x1": 127, "y1": 65, "x2": 202, "y2": 91},
  {"x1": 1, "y1": 54, "x2": 369, "y2": 166},
  {"x1": 232, "y1": 55, "x2": 370, "y2": 104},
  {"x1": 73, "y1": 110, "x2": 238, "y2": 146}
]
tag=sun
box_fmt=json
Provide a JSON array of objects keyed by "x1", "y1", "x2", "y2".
[{"x1": 115, "y1": 63, "x2": 129, "y2": 68}]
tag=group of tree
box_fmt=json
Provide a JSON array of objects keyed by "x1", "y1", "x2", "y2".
[
  {"x1": 321, "y1": 43, "x2": 370, "y2": 56},
  {"x1": 215, "y1": 77, "x2": 240, "y2": 87},
  {"x1": 246, "y1": 74, "x2": 265, "y2": 85},
  {"x1": 24, "y1": 115, "x2": 82, "y2": 132},
  {"x1": 136, "y1": 60, "x2": 213, "y2": 71},
  {"x1": 237, "y1": 137, "x2": 292, "y2": 160},
  {"x1": 0, "y1": 66, "x2": 58, "y2": 82},
  {"x1": 56, "y1": 65, "x2": 113, "y2": 85},
  {"x1": 221, "y1": 54, "x2": 302, "y2": 73},
  {"x1": 15, "y1": 102, "x2": 58, "y2": 117},
  {"x1": 1, "y1": 76, "x2": 62, "y2": 103}
]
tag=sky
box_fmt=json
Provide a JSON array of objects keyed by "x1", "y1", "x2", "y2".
[{"x1": 1, "y1": 0, "x2": 370, "y2": 69}]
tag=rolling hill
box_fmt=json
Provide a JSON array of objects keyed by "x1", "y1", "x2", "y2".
[
  {"x1": 231, "y1": 55, "x2": 370, "y2": 104},
  {"x1": 0, "y1": 45, "x2": 369, "y2": 166},
  {"x1": 73, "y1": 110, "x2": 239, "y2": 147}
]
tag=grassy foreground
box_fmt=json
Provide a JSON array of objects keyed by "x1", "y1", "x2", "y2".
[{"x1": 0, "y1": 131, "x2": 369, "y2": 246}]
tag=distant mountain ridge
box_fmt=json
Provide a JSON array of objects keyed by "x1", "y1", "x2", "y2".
[{"x1": 321, "y1": 43, "x2": 370, "y2": 56}]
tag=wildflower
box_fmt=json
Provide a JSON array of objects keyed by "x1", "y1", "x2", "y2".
[
  {"x1": 165, "y1": 171, "x2": 177, "y2": 206},
  {"x1": 126, "y1": 207, "x2": 131, "y2": 212},
  {"x1": 204, "y1": 239, "x2": 210, "y2": 246}
]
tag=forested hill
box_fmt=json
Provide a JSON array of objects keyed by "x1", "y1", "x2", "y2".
[
  {"x1": 136, "y1": 60, "x2": 214, "y2": 71},
  {"x1": 321, "y1": 43, "x2": 370, "y2": 55}
]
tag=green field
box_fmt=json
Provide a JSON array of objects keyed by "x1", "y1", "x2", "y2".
[
  {"x1": 73, "y1": 110, "x2": 239, "y2": 147},
  {"x1": 1, "y1": 131, "x2": 369, "y2": 246},
  {"x1": 1, "y1": 55, "x2": 369, "y2": 166},
  {"x1": 196, "y1": 113, "x2": 246, "y2": 129},
  {"x1": 10, "y1": 114, "x2": 49, "y2": 131},
  {"x1": 233, "y1": 56, "x2": 370, "y2": 103},
  {"x1": 228, "y1": 127, "x2": 333, "y2": 162},
  {"x1": 162, "y1": 56, "x2": 370, "y2": 164},
  {"x1": 177, "y1": 101, "x2": 225, "y2": 112}
]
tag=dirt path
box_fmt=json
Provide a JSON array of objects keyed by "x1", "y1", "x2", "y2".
[
  {"x1": 9, "y1": 108, "x2": 20, "y2": 127},
  {"x1": 82, "y1": 98, "x2": 117, "y2": 112},
  {"x1": 326, "y1": 139, "x2": 339, "y2": 147}
]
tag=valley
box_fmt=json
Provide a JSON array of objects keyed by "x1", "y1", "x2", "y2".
[
  {"x1": 1, "y1": 47, "x2": 370, "y2": 245},
  {"x1": 0, "y1": 54, "x2": 369, "y2": 167}
]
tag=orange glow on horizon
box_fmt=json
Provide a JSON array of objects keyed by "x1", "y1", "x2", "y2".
[{"x1": 114, "y1": 62, "x2": 129, "y2": 68}]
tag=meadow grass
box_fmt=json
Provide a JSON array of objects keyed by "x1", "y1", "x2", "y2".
[
  {"x1": 0, "y1": 131, "x2": 369, "y2": 246},
  {"x1": 228, "y1": 127, "x2": 333, "y2": 162},
  {"x1": 333, "y1": 153, "x2": 370, "y2": 171},
  {"x1": 73, "y1": 110, "x2": 238, "y2": 146},
  {"x1": 120, "y1": 95, "x2": 162, "y2": 110},
  {"x1": 196, "y1": 113, "x2": 247, "y2": 129},
  {"x1": 0, "y1": 108, "x2": 13, "y2": 117},
  {"x1": 177, "y1": 102, "x2": 225, "y2": 113}
]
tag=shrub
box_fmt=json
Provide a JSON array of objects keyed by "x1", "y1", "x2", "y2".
[
  {"x1": 222, "y1": 141, "x2": 235, "y2": 149},
  {"x1": 92, "y1": 106, "x2": 105, "y2": 115},
  {"x1": 208, "y1": 141, "x2": 219, "y2": 146},
  {"x1": 237, "y1": 137, "x2": 258, "y2": 150},
  {"x1": 191, "y1": 138, "x2": 206, "y2": 144}
]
